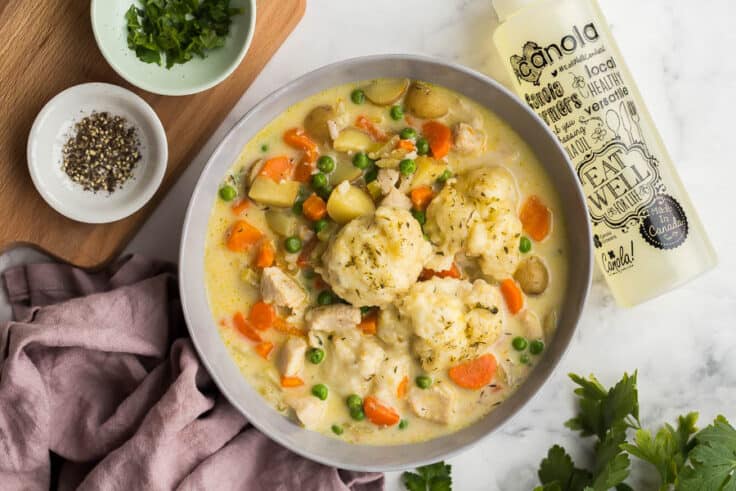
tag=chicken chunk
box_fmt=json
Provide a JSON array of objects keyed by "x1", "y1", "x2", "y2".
[
  {"x1": 277, "y1": 336, "x2": 307, "y2": 377},
  {"x1": 261, "y1": 267, "x2": 307, "y2": 314},
  {"x1": 380, "y1": 187, "x2": 412, "y2": 210},
  {"x1": 519, "y1": 310, "x2": 544, "y2": 340},
  {"x1": 305, "y1": 305, "x2": 361, "y2": 333},
  {"x1": 323, "y1": 330, "x2": 386, "y2": 395},
  {"x1": 453, "y1": 122, "x2": 486, "y2": 155},
  {"x1": 376, "y1": 168, "x2": 399, "y2": 195},
  {"x1": 287, "y1": 395, "x2": 326, "y2": 429},
  {"x1": 408, "y1": 384, "x2": 456, "y2": 424}
]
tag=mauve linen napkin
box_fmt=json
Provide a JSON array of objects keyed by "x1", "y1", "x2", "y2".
[{"x1": 0, "y1": 255, "x2": 384, "y2": 491}]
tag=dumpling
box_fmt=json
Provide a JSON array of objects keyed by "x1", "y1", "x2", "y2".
[
  {"x1": 399, "y1": 277, "x2": 504, "y2": 372},
  {"x1": 320, "y1": 206, "x2": 432, "y2": 307}
]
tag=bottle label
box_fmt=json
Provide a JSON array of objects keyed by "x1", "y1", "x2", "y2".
[{"x1": 506, "y1": 16, "x2": 690, "y2": 276}]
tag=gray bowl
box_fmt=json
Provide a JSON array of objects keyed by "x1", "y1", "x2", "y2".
[{"x1": 179, "y1": 55, "x2": 592, "y2": 472}]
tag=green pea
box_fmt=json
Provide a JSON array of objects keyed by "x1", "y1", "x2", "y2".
[
  {"x1": 400, "y1": 127, "x2": 417, "y2": 140},
  {"x1": 284, "y1": 236, "x2": 302, "y2": 254},
  {"x1": 346, "y1": 394, "x2": 363, "y2": 410},
  {"x1": 317, "y1": 185, "x2": 333, "y2": 201},
  {"x1": 314, "y1": 218, "x2": 329, "y2": 233},
  {"x1": 390, "y1": 105, "x2": 404, "y2": 121},
  {"x1": 520, "y1": 353, "x2": 531, "y2": 365},
  {"x1": 416, "y1": 137, "x2": 430, "y2": 156},
  {"x1": 437, "y1": 169, "x2": 453, "y2": 184},
  {"x1": 423, "y1": 233, "x2": 431, "y2": 242},
  {"x1": 307, "y1": 347, "x2": 325, "y2": 364},
  {"x1": 353, "y1": 152, "x2": 371, "y2": 170},
  {"x1": 415, "y1": 375, "x2": 432, "y2": 389},
  {"x1": 360, "y1": 306, "x2": 372, "y2": 315},
  {"x1": 292, "y1": 200, "x2": 304, "y2": 215},
  {"x1": 317, "y1": 155, "x2": 335, "y2": 173},
  {"x1": 529, "y1": 340, "x2": 545, "y2": 355},
  {"x1": 364, "y1": 167, "x2": 378, "y2": 183},
  {"x1": 520, "y1": 236, "x2": 532, "y2": 254},
  {"x1": 261, "y1": 144, "x2": 269, "y2": 152},
  {"x1": 399, "y1": 419, "x2": 409, "y2": 430},
  {"x1": 350, "y1": 406, "x2": 366, "y2": 421},
  {"x1": 399, "y1": 159, "x2": 416, "y2": 176},
  {"x1": 332, "y1": 424, "x2": 344, "y2": 435},
  {"x1": 219, "y1": 185, "x2": 237, "y2": 202},
  {"x1": 311, "y1": 172, "x2": 328, "y2": 190},
  {"x1": 312, "y1": 384, "x2": 328, "y2": 400},
  {"x1": 317, "y1": 290, "x2": 334, "y2": 306},
  {"x1": 351, "y1": 89, "x2": 365, "y2": 105},
  {"x1": 411, "y1": 209, "x2": 426, "y2": 226},
  {"x1": 512, "y1": 336, "x2": 528, "y2": 351}
]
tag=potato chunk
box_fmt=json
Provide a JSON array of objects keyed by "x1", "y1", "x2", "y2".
[
  {"x1": 363, "y1": 78, "x2": 410, "y2": 106},
  {"x1": 333, "y1": 128, "x2": 374, "y2": 153},
  {"x1": 248, "y1": 176, "x2": 300, "y2": 208},
  {"x1": 326, "y1": 182, "x2": 376, "y2": 224},
  {"x1": 405, "y1": 81, "x2": 449, "y2": 119},
  {"x1": 304, "y1": 105, "x2": 336, "y2": 144}
]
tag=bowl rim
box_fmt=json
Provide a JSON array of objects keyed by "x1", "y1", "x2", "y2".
[
  {"x1": 90, "y1": 0, "x2": 257, "y2": 96},
  {"x1": 27, "y1": 82, "x2": 168, "y2": 224},
  {"x1": 179, "y1": 54, "x2": 593, "y2": 472}
]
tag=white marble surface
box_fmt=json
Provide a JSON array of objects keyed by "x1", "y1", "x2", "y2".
[{"x1": 2, "y1": 0, "x2": 735, "y2": 489}]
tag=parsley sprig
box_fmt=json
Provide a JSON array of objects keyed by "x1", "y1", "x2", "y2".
[
  {"x1": 537, "y1": 372, "x2": 736, "y2": 491},
  {"x1": 403, "y1": 462, "x2": 452, "y2": 491},
  {"x1": 125, "y1": 0, "x2": 243, "y2": 68}
]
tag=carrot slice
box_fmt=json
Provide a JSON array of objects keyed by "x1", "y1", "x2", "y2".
[
  {"x1": 233, "y1": 312, "x2": 262, "y2": 342},
  {"x1": 231, "y1": 199, "x2": 250, "y2": 215},
  {"x1": 254, "y1": 241, "x2": 275, "y2": 268},
  {"x1": 419, "y1": 263, "x2": 461, "y2": 281},
  {"x1": 520, "y1": 195, "x2": 552, "y2": 242},
  {"x1": 397, "y1": 376, "x2": 409, "y2": 399},
  {"x1": 422, "y1": 121, "x2": 452, "y2": 159},
  {"x1": 283, "y1": 128, "x2": 319, "y2": 163},
  {"x1": 259, "y1": 156, "x2": 293, "y2": 182},
  {"x1": 249, "y1": 301, "x2": 275, "y2": 330},
  {"x1": 254, "y1": 341, "x2": 274, "y2": 360},
  {"x1": 294, "y1": 159, "x2": 315, "y2": 183},
  {"x1": 358, "y1": 311, "x2": 378, "y2": 335},
  {"x1": 397, "y1": 139, "x2": 415, "y2": 152},
  {"x1": 449, "y1": 354, "x2": 497, "y2": 390},
  {"x1": 273, "y1": 317, "x2": 306, "y2": 337},
  {"x1": 226, "y1": 220, "x2": 262, "y2": 252},
  {"x1": 356, "y1": 115, "x2": 387, "y2": 141},
  {"x1": 363, "y1": 396, "x2": 400, "y2": 426},
  {"x1": 280, "y1": 376, "x2": 304, "y2": 388},
  {"x1": 410, "y1": 186, "x2": 434, "y2": 211},
  {"x1": 302, "y1": 194, "x2": 327, "y2": 221},
  {"x1": 500, "y1": 279, "x2": 524, "y2": 314}
]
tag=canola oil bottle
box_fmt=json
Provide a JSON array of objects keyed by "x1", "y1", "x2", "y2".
[{"x1": 492, "y1": 0, "x2": 717, "y2": 306}]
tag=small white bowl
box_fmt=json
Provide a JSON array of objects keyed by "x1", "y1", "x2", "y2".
[{"x1": 27, "y1": 83, "x2": 168, "y2": 224}]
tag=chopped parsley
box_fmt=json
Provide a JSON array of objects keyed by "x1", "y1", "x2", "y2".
[{"x1": 125, "y1": 0, "x2": 243, "y2": 68}]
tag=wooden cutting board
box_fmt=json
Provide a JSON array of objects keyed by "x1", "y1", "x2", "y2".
[{"x1": 0, "y1": 0, "x2": 305, "y2": 269}]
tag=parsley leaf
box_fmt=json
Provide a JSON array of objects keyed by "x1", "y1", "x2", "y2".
[
  {"x1": 402, "y1": 462, "x2": 452, "y2": 491},
  {"x1": 537, "y1": 445, "x2": 592, "y2": 491},
  {"x1": 621, "y1": 412, "x2": 699, "y2": 487},
  {"x1": 678, "y1": 416, "x2": 736, "y2": 491},
  {"x1": 125, "y1": 0, "x2": 243, "y2": 68}
]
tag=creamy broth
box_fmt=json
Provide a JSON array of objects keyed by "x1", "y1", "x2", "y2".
[{"x1": 204, "y1": 79, "x2": 568, "y2": 445}]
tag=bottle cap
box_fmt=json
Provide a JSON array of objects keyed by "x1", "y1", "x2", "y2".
[{"x1": 492, "y1": 0, "x2": 536, "y2": 21}]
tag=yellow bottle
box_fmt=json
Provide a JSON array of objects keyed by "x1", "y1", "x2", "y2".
[{"x1": 492, "y1": 0, "x2": 716, "y2": 306}]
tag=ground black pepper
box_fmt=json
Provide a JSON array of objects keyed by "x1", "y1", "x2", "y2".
[{"x1": 61, "y1": 112, "x2": 141, "y2": 193}]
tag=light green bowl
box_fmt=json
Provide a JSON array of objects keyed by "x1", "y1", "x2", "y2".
[{"x1": 91, "y1": 0, "x2": 256, "y2": 96}]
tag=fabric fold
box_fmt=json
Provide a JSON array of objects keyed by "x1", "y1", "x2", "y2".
[{"x1": 0, "y1": 255, "x2": 383, "y2": 491}]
